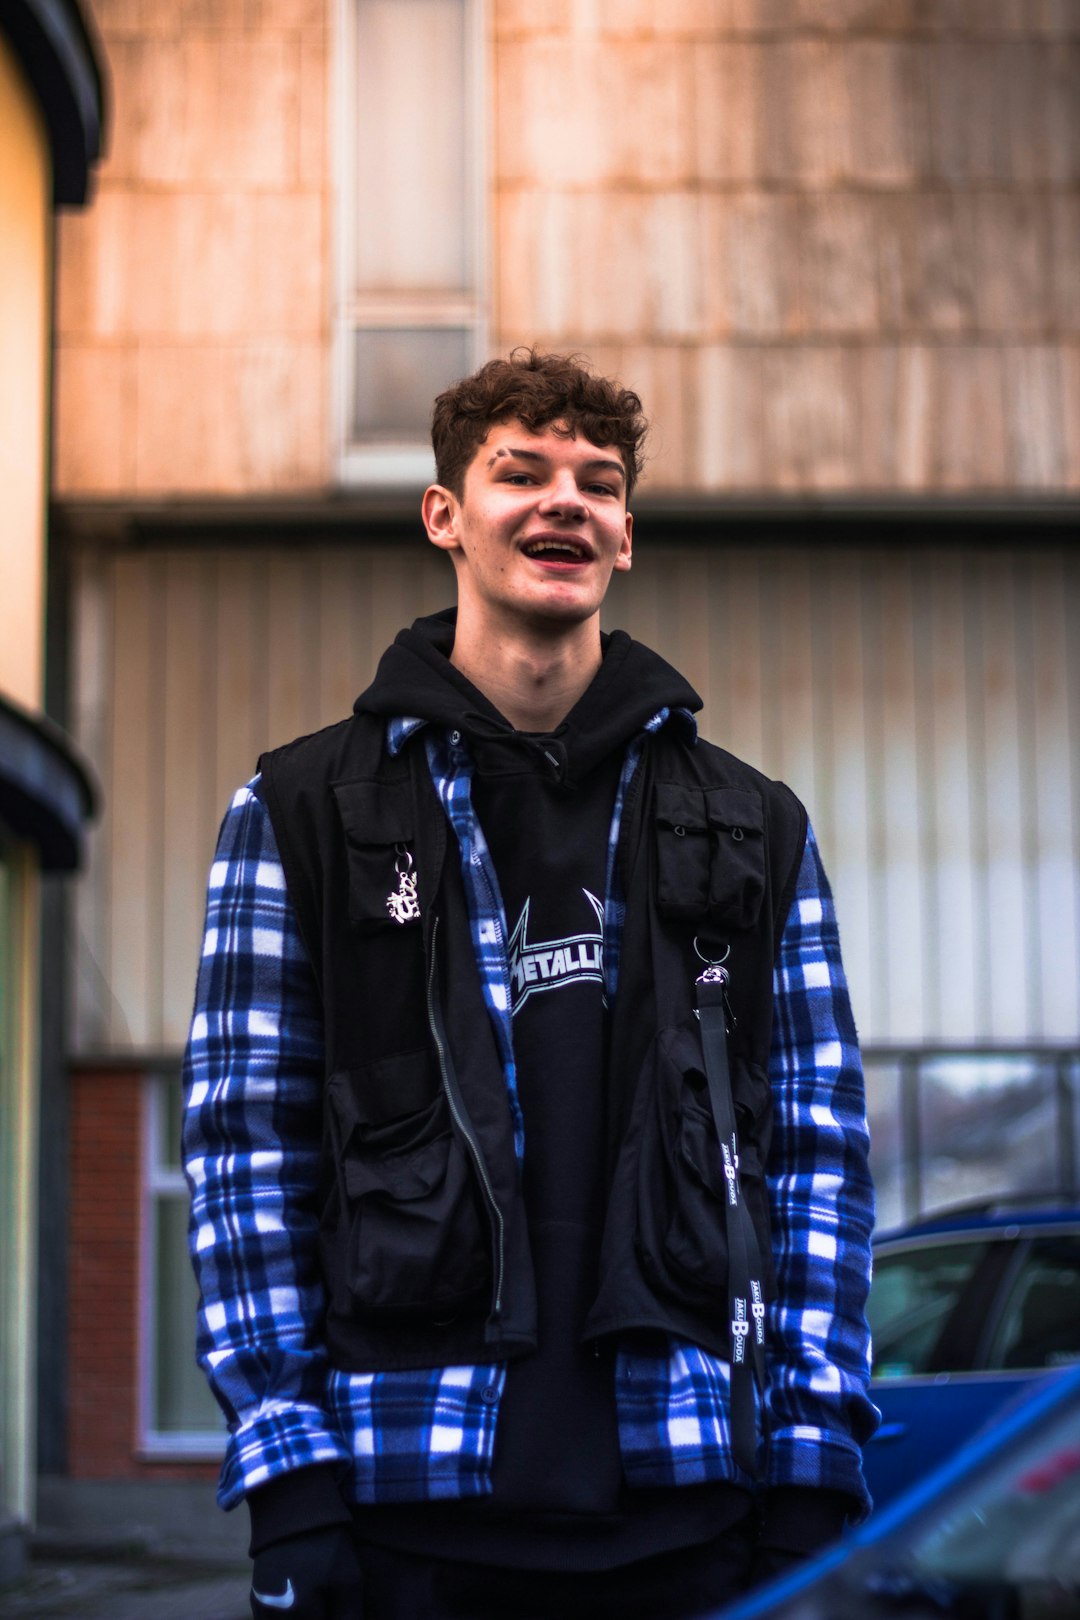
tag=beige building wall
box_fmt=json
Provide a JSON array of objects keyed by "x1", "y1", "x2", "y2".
[
  {"x1": 0, "y1": 34, "x2": 51, "y2": 712},
  {"x1": 54, "y1": 1, "x2": 1080, "y2": 501},
  {"x1": 69, "y1": 537, "x2": 1080, "y2": 1057},
  {"x1": 493, "y1": 3, "x2": 1080, "y2": 493},
  {"x1": 53, "y1": 0, "x2": 332, "y2": 498}
]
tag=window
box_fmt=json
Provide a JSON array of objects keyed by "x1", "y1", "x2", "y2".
[
  {"x1": 987, "y1": 1236, "x2": 1080, "y2": 1372},
  {"x1": 864, "y1": 1049, "x2": 1080, "y2": 1227},
  {"x1": 141, "y1": 1074, "x2": 224, "y2": 1455},
  {"x1": 869, "y1": 1240, "x2": 992, "y2": 1379},
  {"x1": 0, "y1": 844, "x2": 14, "y2": 1513},
  {"x1": 0, "y1": 838, "x2": 40, "y2": 1521},
  {"x1": 336, "y1": 0, "x2": 486, "y2": 484}
]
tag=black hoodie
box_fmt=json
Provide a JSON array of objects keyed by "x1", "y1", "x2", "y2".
[
  {"x1": 354, "y1": 613, "x2": 752, "y2": 1570},
  {"x1": 355, "y1": 607, "x2": 701, "y2": 786}
]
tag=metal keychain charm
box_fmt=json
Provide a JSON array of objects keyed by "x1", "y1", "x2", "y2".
[
  {"x1": 693, "y1": 936, "x2": 731, "y2": 987},
  {"x1": 386, "y1": 843, "x2": 420, "y2": 924}
]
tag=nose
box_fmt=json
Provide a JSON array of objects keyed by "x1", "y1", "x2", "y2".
[{"x1": 539, "y1": 469, "x2": 586, "y2": 519}]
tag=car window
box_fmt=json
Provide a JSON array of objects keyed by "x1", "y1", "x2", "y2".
[
  {"x1": 985, "y1": 1234, "x2": 1080, "y2": 1372},
  {"x1": 869, "y1": 1240, "x2": 989, "y2": 1378}
]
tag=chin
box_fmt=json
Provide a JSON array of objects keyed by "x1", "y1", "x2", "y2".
[{"x1": 520, "y1": 595, "x2": 601, "y2": 629}]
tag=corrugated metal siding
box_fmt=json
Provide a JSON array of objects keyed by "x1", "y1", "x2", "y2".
[{"x1": 71, "y1": 540, "x2": 1080, "y2": 1054}]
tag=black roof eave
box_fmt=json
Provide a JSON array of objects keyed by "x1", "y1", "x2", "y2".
[
  {"x1": 2, "y1": 0, "x2": 106, "y2": 207},
  {"x1": 0, "y1": 694, "x2": 98, "y2": 872}
]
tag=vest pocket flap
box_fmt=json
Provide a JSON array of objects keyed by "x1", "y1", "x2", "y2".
[
  {"x1": 332, "y1": 779, "x2": 414, "y2": 844},
  {"x1": 704, "y1": 787, "x2": 765, "y2": 929},
  {"x1": 332, "y1": 781, "x2": 417, "y2": 925},
  {"x1": 345, "y1": 1134, "x2": 450, "y2": 1201},
  {"x1": 654, "y1": 783, "x2": 708, "y2": 833},
  {"x1": 654, "y1": 783, "x2": 709, "y2": 918},
  {"x1": 327, "y1": 1051, "x2": 437, "y2": 1133},
  {"x1": 704, "y1": 787, "x2": 763, "y2": 838}
]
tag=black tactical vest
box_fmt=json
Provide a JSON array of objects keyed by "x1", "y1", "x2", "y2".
[{"x1": 258, "y1": 714, "x2": 807, "y2": 1373}]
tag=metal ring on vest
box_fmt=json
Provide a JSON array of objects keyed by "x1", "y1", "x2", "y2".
[{"x1": 692, "y1": 936, "x2": 731, "y2": 968}]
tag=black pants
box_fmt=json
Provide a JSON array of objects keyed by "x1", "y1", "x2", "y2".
[{"x1": 357, "y1": 1518, "x2": 756, "y2": 1620}]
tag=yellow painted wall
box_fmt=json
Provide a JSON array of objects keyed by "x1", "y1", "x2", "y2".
[{"x1": 0, "y1": 33, "x2": 51, "y2": 713}]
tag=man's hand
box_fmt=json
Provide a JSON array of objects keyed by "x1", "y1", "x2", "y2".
[{"x1": 250, "y1": 1523, "x2": 364, "y2": 1619}]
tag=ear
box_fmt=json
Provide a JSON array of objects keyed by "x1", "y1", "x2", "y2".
[
  {"x1": 423, "y1": 484, "x2": 462, "y2": 554},
  {"x1": 612, "y1": 510, "x2": 633, "y2": 573}
]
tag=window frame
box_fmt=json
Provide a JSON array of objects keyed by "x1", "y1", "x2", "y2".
[
  {"x1": 0, "y1": 834, "x2": 39, "y2": 1520},
  {"x1": 332, "y1": 0, "x2": 490, "y2": 487},
  {"x1": 138, "y1": 1072, "x2": 225, "y2": 1459}
]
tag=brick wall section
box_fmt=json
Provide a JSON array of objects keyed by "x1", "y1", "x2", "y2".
[{"x1": 67, "y1": 1066, "x2": 216, "y2": 1482}]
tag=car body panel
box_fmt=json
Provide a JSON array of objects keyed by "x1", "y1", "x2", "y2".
[
  {"x1": 866, "y1": 1370, "x2": 1039, "y2": 1505},
  {"x1": 717, "y1": 1361, "x2": 1080, "y2": 1620},
  {"x1": 864, "y1": 1205, "x2": 1080, "y2": 1509}
]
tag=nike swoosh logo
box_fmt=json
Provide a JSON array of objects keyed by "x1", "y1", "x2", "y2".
[{"x1": 251, "y1": 1576, "x2": 295, "y2": 1610}]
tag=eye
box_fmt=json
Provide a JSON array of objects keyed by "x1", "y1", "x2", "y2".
[
  {"x1": 585, "y1": 482, "x2": 618, "y2": 498},
  {"x1": 503, "y1": 471, "x2": 534, "y2": 485}
]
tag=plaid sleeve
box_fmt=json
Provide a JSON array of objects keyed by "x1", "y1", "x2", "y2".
[
  {"x1": 182, "y1": 780, "x2": 351, "y2": 1510},
  {"x1": 764, "y1": 821, "x2": 879, "y2": 1518}
]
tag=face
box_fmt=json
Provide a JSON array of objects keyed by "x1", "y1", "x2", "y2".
[{"x1": 423, "y1": 421, "x2": 633, "y2": 638}]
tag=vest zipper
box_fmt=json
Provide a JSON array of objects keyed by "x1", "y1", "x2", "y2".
[{"x1": 426, "y1": 915, "x2": 505, "y2": 1322}]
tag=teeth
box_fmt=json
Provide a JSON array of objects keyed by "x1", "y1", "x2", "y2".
[{"x1": 524, "y1": 541, "x2": 585, "y2": 558}]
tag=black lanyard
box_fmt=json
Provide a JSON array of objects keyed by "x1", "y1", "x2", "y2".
[{"x1": 695, "y1": 964, "x2": 766, "y2": 1479}]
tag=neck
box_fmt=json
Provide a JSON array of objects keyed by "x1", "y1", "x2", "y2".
[{"x1": 450, "y1": 614, "x2": 602, "y2": 732}]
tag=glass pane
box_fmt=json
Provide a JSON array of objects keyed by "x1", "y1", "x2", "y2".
[
  {"x1": 353, "y1": 0, "x2": 469, "y2": 292},
  {"x1": 157, "y1": 1074, "x2": 183, "y2": 1171},
  {"x1": 986, "y1": 1234, "x2": 1080, "y2": 1372},
  {"x1": 864, "y1": 1055, "x2": 904, "y2": 1232},
  {"x1": 154, "y1": 1195, "x2": 223, "y2": 1434},
  {"x1": 869, "y1": 1240, "x2": 989, "y2": 1378},
  {"x1": 353, "y1": 326, "x2": 471, "y2": 439},
  {"x1": 920, "y1": 1054, "x2": 1056, "y2": 1214}
]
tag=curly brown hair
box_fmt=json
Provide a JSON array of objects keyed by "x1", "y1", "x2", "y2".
[{"x1": 431, "y1": 348, "x2": 648, "y2": 501}]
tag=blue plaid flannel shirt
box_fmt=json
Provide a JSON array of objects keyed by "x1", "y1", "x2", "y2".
[{"x1": 183, "y1": 713, "x2": 877, "y2": 1517}]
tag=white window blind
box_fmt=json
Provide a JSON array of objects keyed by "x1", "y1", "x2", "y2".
[{"x1": 338, "y1": 0, "x2": 486, "y2": 482}]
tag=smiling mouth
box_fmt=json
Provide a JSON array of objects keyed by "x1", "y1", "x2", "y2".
[{"x1": 521, "y1": 538, "x2": 592, "y2": 562}]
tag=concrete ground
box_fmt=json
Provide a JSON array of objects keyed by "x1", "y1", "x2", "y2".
[
  {"x1": 0, "y1": 1544, "x2": 250, "y2": 1619},
  {"x1": 0, "y1": 1479, "x2": 252, "y2": 1619}
]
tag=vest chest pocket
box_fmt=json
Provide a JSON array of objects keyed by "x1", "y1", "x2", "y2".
[
  {"x1": 325, "y1": 1055, "x2": 490, "y2": 1323},
  {"x1": 654, "y1": 784, "x2": 766, "y2": 930},
  {"x1": 654, "y1": 784, "x2": 711, "y2": 917},
  {"x1": 333, "y1": 780, "x2": 419, "y2": 928},
  {"x1": 704, "y1": 787, "x2": 765, "y2": 930}
]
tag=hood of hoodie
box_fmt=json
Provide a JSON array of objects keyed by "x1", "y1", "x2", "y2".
[{"x1": 354, "y1": 608, "x2": 701, "y2": 786}]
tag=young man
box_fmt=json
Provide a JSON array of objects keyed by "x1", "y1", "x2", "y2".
[{"x1": 183, "y1": 351, "x2": 876, "y2": 1620}]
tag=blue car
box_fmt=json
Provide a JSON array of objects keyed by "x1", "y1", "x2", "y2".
[
  {"x1": 864, "y1": 1201, "x2": 1080, "y2": 1508},
  {"x1": 717, "y1": 1358, "x2": 1080, "y2": 1619}
]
